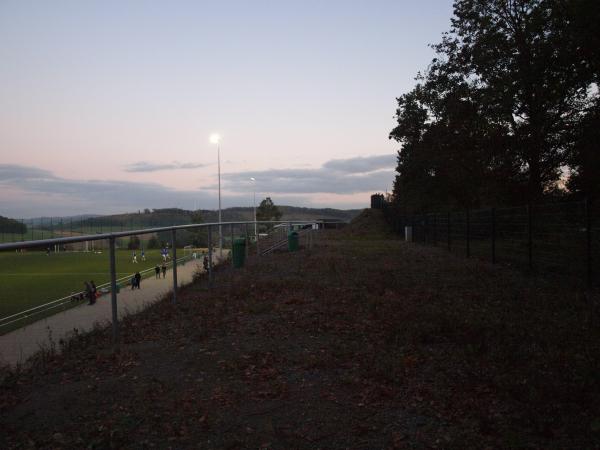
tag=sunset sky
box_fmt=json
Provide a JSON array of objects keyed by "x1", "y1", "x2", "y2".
[{"x1": 0, "y1": 0, "x2": 453, "y2": 218}]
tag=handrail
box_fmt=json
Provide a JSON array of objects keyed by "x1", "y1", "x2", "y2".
[
  {"x1": 0, "y1": 220, "x2": 325, "y2": 251},
  {"x1": 0, "y1": 220, "x2": 327, "y2": 340}
]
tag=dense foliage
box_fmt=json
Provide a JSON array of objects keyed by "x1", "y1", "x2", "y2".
[
  {"x1": 256, "y1": 197, "x2": 283, "y2": 223},
  {"x1": 390, "y1": 0, "x2": 600, "y2": 212},
  {"x1": 0, "y1": 216, "x2": 27, "y2": 234}
]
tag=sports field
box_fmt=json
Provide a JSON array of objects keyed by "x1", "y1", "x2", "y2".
[{"x1": 0, "y1": 249, "x2": 186, "y2": 320}]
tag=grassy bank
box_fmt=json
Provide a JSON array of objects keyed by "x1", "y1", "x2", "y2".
[{"x1": 1, "y1": 219, "x2": 598, "y2": 448}]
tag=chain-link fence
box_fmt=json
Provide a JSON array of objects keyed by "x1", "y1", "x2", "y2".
[{"x1": 383, "y1": 199, "x2": 598, "y2": 288}]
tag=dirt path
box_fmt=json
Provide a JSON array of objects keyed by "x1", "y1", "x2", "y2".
[{"x1": 0, "y1": 251, "x2": 229, "y2": 366}]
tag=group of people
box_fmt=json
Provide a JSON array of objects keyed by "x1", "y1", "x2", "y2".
[
  {"x1": 71, "y1": 247, "x2": 186, "y2": 306},
  {"x1": 154, "y1": 263, "x2": 167, "y2": 279},
  {"x1": 132, "y1": 248, "x2": 170, "y2": 264},
  {"x1": 130, "y1": 272, "x2": 142, "y2": 290},
  {"x1": 131, "y1": 250, "x2": 146, "y2": 263}
]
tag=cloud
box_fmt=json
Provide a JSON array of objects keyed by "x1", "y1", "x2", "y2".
[
  {"x1": 322, "y1": 154, "x2": 396, "y2": 173},
  {"x1": 124, "y1": 161, "x2": 207, "y2": 172},
  {"x1": 0, "y1": 164, "x2": 217, "y2": 216},
  {"x1": 223, "y1": 154, "x2": 395, "y2": 195},
  {"x1": 0, "y1": 155, "x2": 395, "y2": 216},
  {"x1": 0, "y1": 164, "x2": 55, "y2": 180}
]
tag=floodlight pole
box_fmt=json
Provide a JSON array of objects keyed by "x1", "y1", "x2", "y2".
[
  {"x1": 251, "y1": 177, "x2": 257, "y2": 241},
  {"x1": 218, "y1": 143, "x2": 222, "y2": 259}
]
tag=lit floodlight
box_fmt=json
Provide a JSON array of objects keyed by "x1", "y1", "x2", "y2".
[{"x1": 209, "y1": 133, "x2": 221, "y2": 144}]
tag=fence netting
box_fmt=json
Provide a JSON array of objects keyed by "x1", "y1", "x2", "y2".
[{"x1": 383, "y1": 199, "x2": 598, "y2": 288}]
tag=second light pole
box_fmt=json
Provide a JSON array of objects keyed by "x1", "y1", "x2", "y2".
[{"x1": 210, "y1": 133, "x2": 223, "y2": 258}]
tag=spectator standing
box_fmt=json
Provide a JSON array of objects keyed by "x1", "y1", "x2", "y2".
[
  {"x1": 154, "y1": 265, "x2": 160, "y2": 279},
  {"x1": 161, "y1": 263, "x2": 167, "y2": 278},
  {"x1": 135, "y1": 272, "x2": 141, "y2": 289},
  {"x1": 90, "y1": 281, "x2": 97, "y2": 302},
  {"x1": 84, "y1": 281, "x2": 95, "y2": 305}
]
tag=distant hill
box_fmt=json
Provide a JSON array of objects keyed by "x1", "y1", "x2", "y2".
[
  {"x1": 24, "y1": 214, "x2": 100, "y2": 226},
  {"x1": 34, "y1": 206, "x2": 362, "y2": 230}
]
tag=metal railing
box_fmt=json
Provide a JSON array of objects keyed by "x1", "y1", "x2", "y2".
[{"x1": 0, "y1": 220, "x2": 324, "y2": 341}]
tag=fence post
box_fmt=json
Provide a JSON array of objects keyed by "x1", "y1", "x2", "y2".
[
  {"x1": 230, "y1": 223, "x2": 235, "y2": 268},
  {"x1": 245, "y1": 223, "x2": 249, "y2": 258},
  {"x1": 171, "y1": 229, "x2": 178, "y2": 304},
  {"x1": 491, "y1": 208, "x2": 496, "y2": 264},
  {"x1": 447, "y1": 212, "x2": 451, "y2": 251},
  {"x1": 109, "y1": 236, "x2": 119, "y2": 344},
  {"x1": 586, "y1": 198, "x2": 592, "y2": 288},
  {"x1": 466, "y1": 208, "x2": 470, "y2": 258},
  {"x1": 256, "y1": 225, "x2": 260, "y2": 256},
  {"x1": 208, "y1": 225, "x2": 213, "y2": 287},
  {"x1": 528, "y1": 203, "x2": 533, "y2": 270}
]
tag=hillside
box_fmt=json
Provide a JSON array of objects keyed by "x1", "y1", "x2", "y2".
[
  {"x1": 33, "y1": 206, "x2": 362, "y2": 230},
  {"x1": 2, "y1": 221, "x2": 597, "y2": 448}
]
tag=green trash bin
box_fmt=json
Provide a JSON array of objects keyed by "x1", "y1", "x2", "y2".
[
  {"x1": 288, "y1": 231, "x2": 299, "y2": 252},
  {"x1": 232, "y1": 237, "x2": 246, "y2": 268}
]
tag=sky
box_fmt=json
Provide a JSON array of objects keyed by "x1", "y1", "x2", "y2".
[{"x1": 0, "y1": 0, "x2": 454, "y2": 218}]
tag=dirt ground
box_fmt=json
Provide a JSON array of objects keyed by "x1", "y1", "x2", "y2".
[{"x1": 1, "y1": 222, "x2": 599, "y2": 449}]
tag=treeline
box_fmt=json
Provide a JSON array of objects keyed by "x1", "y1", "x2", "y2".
[
  {"x1": 390, "y1": 0, "x2": 599, "y2": 213},
  {"x1": 0, "y1": 216, "x2": 27, "y2": 234}
]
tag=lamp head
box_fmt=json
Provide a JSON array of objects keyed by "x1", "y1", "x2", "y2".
[{"x1": 209, "y1": 133, "x2": 221, "y2": 144}]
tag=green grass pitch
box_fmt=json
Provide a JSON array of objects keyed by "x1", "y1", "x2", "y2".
[{"x1": 0, "y1": 249, "x2": 182, "y2": 321}]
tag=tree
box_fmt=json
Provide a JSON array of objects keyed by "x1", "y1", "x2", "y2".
[
  {"x1": 256, "y1": 197, "x2": 282, "y2": 225},
  {"x1": 0, "y1": 216, "x2": 27, "y2": 234},
  {"x1": 189, "y1": 210, "x2": 207, "y2": 247},
  {"x1": 447, "y1": 0, "x2": 590, "y2": 200},
  {"x1": 190, "y1": 210, "x2": 203, "y2": 224},
  {"x1": 390, "y1": 0, "x2": 599, "y2": 211}
]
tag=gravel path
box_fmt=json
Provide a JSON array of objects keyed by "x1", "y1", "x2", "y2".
[{"x1": 0, "y1": 251, "x2": 228, "y2": 366}]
